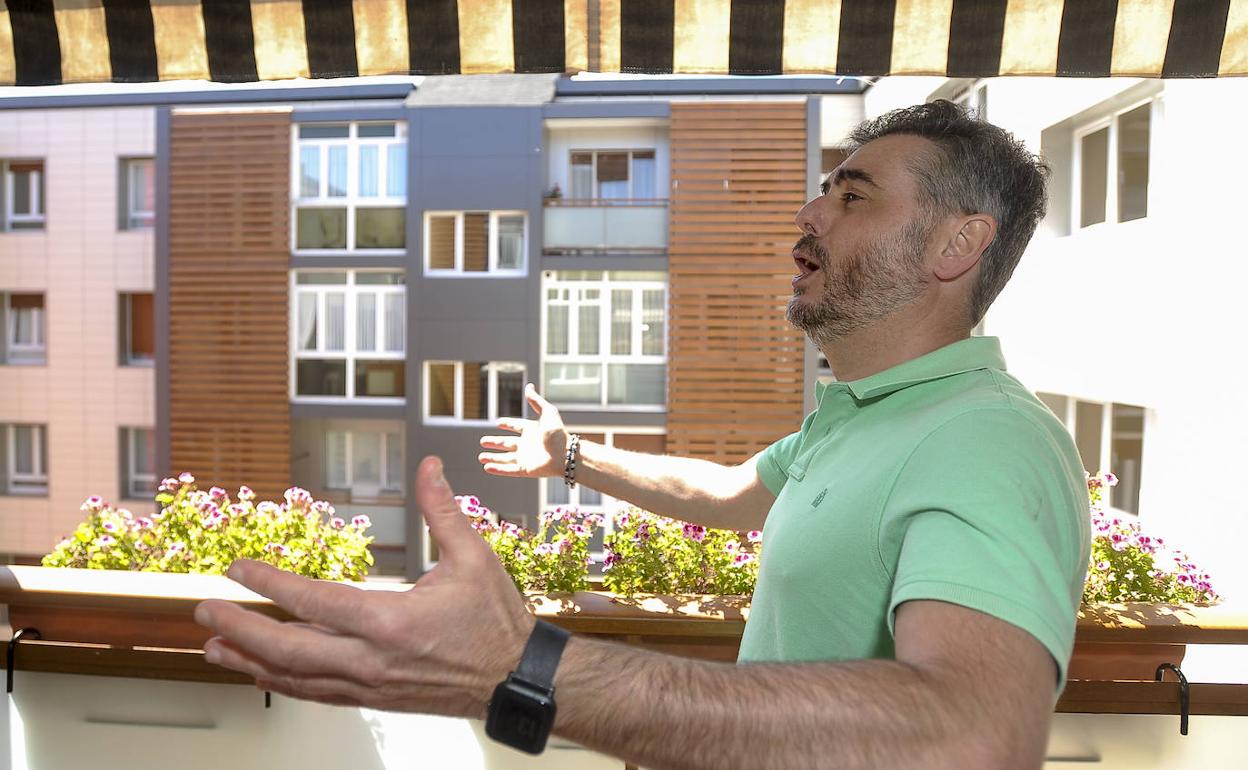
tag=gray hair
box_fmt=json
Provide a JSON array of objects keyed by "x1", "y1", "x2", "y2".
[{"x1": 847, "y1": 100, "x2": 1050, "y2": 326}]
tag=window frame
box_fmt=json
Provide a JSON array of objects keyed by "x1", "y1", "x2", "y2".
[
  {"x1": 567, "y1": 149, "x2": 660, "y2": 201},
  {"x1": 7, "y1": 424, "x2": 48, "y2": 495},
  {"x1": 324, "y1": 429, "x2": 404, "y2": 497},
  {"x1": 422, "y1": 360, "x2": 527, "y2": 425},
  {"x1": 123, "y1": 426, "x2": 156, "y2": 499},
  {"x1": 1072, "y1": 95, "x2": 1158, "y2": 230},
  {"x1": 540, "y1": 271, "x2": 668, "y2": 411},
  {"x1": 290, "y1": 122, "x2": 408, "y2": 255},
  {"x1": 3, "y1": 160, "x2": 45, "y2": 230},
  {"x1": 422, "y1": 211, "x2": 529, "y2": 277},
  {"x1": 6, "y1": 294, "x2": 45, "y2": 360},
  {"x1": 120, "y1": 292, "x2": 154, "y2": 366},
  {"x1": 289, "y1": 270, "x2": 407, "y2": 403},
  {"x1": 121, "y1": 157, "x2": 155, "y2": 230}
]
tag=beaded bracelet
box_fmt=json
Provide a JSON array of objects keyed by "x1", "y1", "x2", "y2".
[{"x1": 563, "y1": 433, "x2": 581, "y2": 489}]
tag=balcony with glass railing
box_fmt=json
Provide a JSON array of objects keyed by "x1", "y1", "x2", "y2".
[{"x1": 542, "y1": 199, "x2": 669, "y2": 254}]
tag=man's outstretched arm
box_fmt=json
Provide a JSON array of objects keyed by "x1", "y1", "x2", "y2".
[{"x1": 194, "y1": 457, "x2": 1057, "y2": 770}]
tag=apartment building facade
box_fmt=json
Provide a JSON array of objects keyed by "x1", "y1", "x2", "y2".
[
  {"x1": 1, "y1": 77, "x2": 862, "y2": 576},
  {"x1": 0, "y1": 105, "x2": 157, "y2": 560}
]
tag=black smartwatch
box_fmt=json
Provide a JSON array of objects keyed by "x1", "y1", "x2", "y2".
[{"x1": 485, "y1": 619, "x2": 571, "y2": 754}]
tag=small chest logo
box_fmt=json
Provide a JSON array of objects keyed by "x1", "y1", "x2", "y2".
[{"x1": 810, "y1": 488, "x2": 828, "y2": 508}]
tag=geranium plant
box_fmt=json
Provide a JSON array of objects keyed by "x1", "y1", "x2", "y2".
[
  {"x1": 457, "y1": 496, "x2": 597, "y2": 593},
  {"x1": 1082, "y1": 471, "x2": 1218, "y2": 604},
  {"x1": 601, "y1": 508, "x2": 762, "y2": 596},
  {"x1": 42, "y1": 473, "x2": 375, "y2": 580}
]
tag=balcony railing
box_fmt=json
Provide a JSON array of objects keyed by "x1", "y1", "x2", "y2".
[{"x1": 542, "y1": 198, "x2": 668, "y2": 254}]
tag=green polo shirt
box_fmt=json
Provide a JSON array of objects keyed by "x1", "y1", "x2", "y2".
[{"x1": 740, "y1": 336, "x2": 1090, "y2": 691}]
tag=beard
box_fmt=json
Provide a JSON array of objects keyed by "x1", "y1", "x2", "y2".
[{"x1": 786, "y1": 219, "x2": 931, "y2": 347}]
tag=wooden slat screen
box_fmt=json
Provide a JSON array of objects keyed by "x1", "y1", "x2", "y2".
[
  {"x1": 168, "y1": 111, "x2": 291, "y2": 500},
  {"x1": 427, "y1": 215, "x2": 456, "y2": 270},
  {"x1": 463, "y1": 212, "x2": 489, "y2": 272},
  {"x1": 666, "y1": 101, "x2": 809, "y2": 462}
]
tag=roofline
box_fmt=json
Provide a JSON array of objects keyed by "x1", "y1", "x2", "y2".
[
  {"x1": 0, "y1": 83, "x2": 415, "y2": 111},
  {"x1": 555, "y1": 76, "x2": 869, "y2": 97}
]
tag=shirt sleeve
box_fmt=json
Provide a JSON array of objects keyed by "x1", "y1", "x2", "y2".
[
  {"x1": 879, "y1": 408, "x2": 1090, "y2": 691},
  {"x1": 756, "y1": 409, "x2": 818, "y2": 496}
]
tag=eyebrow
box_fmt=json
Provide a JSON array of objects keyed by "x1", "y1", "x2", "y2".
[{"x1": 821, "y1": 166, "x2": 880, "y2": 194}]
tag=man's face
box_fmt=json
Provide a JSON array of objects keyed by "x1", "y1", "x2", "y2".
[{"x1": 787, "y1": 134, "x2": 937, "y2": 345}]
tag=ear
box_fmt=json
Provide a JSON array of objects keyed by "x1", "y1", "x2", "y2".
[{"x1": 934, "y1": 214, "x2": 996, "y2": 281}]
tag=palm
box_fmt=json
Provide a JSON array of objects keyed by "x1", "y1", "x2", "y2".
[{"x1": 478, "y1": 384, "x2": 568, "y2": 478}]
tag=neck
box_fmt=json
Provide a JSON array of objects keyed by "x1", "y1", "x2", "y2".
[{"x1": 818, "y1": 312, "x2": 971, "y2": 382}]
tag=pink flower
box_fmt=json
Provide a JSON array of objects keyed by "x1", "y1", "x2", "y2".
[
  {"x1": 137, "y1": 517, "x2": 154, "y2": 530},
  {"x1": 330, "y1": 517, "x2": 345, "y2": 530},
  {"x1": 567, "y1": 523, "x2": 589, "y2": 537},
  {"x1": 534, "y1": 542, "x2": 556, "y2": 557},
  {"x1": 732, "y1": 552, "x2": 755, "y2": 566},
  {"x1": 178, "y1": 472, "x2": 195, "y2": 484},
  {"x1": 265, "y1": 542, "x2": 291, "y2": 557},
  {"x1": 165, "y1": 541, "x2": 187, "y2": 558},
  {"x1": 94, "y1": 535, "x2": 116, "y2": 548},
  {"x1": 81, "y1": 495, "x2": 104, "y2": 512},
  {"x1": 158, "y1": 477, "x2": 180, "y2": 493},
  {"x1": 682, "y1": 523, "x2": 706, "y2": 542},
  {"x1": 284, "y1": 487, "x2": 312, "y2": 506},
  {"x1": 257, "y1": 502, "x2": 281, "y2": 516},
  {"x1": 351, "y1": 515, "x2": 371, "y2": 529},
  {"x1": 312, "y1": 500, "x2": 334, "y2": 516},
  {"x1": 209, "y1": 486, "x2": 228, "y2": 501},
  {"x1": 228, "y1": 504, "x2": 248, "y2": 517},
  {"x1": 746, "y1": 530, "x2": 763, "y2": 543},
  {"x1": 584, "y1": 514, "x2": 604, "y2": 528},
  {"x1": 237, "y1": 485, "x2": 255, "y2": 502},
  {"x1": 724, "y1": 541, "x2": 739, "y2": 553}
]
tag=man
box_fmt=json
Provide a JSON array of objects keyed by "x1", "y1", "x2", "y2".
[{"x1": 195, "y1": 101, "x2": 1090, "y2": 769}]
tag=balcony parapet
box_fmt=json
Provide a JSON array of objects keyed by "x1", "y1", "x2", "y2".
[
  {"x1": 3, "y1": 566, "x2": 1248, "y2": 717},
  {"x1": 542, "y1": 198, "x2": 669, "y2": 255}
]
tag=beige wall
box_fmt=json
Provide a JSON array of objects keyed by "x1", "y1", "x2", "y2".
[{"x1": 0, "y1": 107, "x2": 155, "y2": 558}]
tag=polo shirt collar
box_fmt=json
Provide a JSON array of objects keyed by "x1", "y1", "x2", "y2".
[{"x1": 816, "y1": 336, "x2": 1007, "y2": 403}]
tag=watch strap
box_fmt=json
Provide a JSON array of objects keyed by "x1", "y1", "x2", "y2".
[{"x1": 514, "y1": 619, "x2": 571, "y2": 691}]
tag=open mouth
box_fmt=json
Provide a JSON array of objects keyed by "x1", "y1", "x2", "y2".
[{"x1": 792, "y1": 253, "x2": 821, "y2": 285}]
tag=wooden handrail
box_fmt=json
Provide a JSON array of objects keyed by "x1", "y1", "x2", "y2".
[{"x1": 3, "y1": 567, "x2": 1247, "y2": 717}]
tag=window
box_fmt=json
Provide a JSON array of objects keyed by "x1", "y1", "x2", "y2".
[
  {"x1": 542, "y1": 271, "x2": 667, "y2": 408},
  {"x1": 292, "y1": 123, "x2": 407, "y2": 252},
  {"x1": 292, "y1": 271, "x2": 406, "y2": 399},
  {"x1": 325, "y1": 429, "x2": 403, "y2": 496},
  {"x1": 120, "y1": 158, "x2": 154, "y2": 229},
  {"x1": 424, "y1": 361, "x2": 526, "y2": 424},
  {"x1": 3, "y1": 424, "x2": 48, "y2": 495},
  {"x1": 4, "y1": 293, "x2": 45, "y2": 364},
  {"x1": 1038, "y1": 392, "x2": 1146, "y2": 515},
  {"x1": 3, "y1": 160, "x2": 45, "y2": 231},
  {"x1": 1075, "y1": 99, "x2": 1153, "y2": 228},
  {"x1": 121, "y1": 427, "x2": 155, "y2": 499},
  {"x1": 119, "y1": 292, "x2": 154, "y2": 365},
  {"x1": 569, "y1": 150, "x2": 657, "y2": 200},
  {"x1": 423, "y1": 211, "x2": 527, "y2": 275}
]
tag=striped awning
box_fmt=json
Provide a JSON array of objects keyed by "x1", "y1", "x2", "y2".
[{"x1": 1, "y1": 0, "x2": 1245, "y2": 86}]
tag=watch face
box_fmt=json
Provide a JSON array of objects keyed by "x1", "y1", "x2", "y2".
[{"x1": 486, "y1": 680, "x2": 557, "y2": 755}]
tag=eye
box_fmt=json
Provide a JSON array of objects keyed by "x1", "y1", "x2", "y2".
[{"x1": 841, "y1": 191, "x2": 862, "y2": 203}]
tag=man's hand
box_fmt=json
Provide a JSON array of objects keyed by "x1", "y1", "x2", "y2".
[
  {"x1": 478, "y1": 383, "x2": 569, "y2": 478},
  {"x1": 193, "y1": 456, "x2": 535, "y2": 718}
]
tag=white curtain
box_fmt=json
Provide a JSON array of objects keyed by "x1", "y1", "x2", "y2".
[
  {"x1": 384, "y1": 293, "x2": 405, "y2": 352},
  {"x1": 356, "y1": 293, "x2": 377, "y2": 351},
  {"x1": 325, "y1": 293, "x2": 346, "y2": 351}
]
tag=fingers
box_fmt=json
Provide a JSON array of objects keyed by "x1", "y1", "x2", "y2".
[
  {"x1": 204, "y1": 637, "x2": 369, "y2": 708},
  {"x1": 195, "y1": 600, "x2": 368, "y2": 680},
  {"x1": 479, "y1": 436, "x2": 518, "y2": 452},
  {"x1": 221, "y1": 560, "x2": 374, "y2": 631},
  {"x1": 524, "y1": 382, "x2": 550, "y2": 416},
  {"x1": 416, "y1": 456, "x2": 490, "y2": 569},
  {"x1": 476, "y1": 450, "x2": 516, "y2": 466},
  {"x1": 495, "y1": 417, "x2": 534, "y2": 435},
  {"x1": 479, "y1": 462, "x2": 531, "y2": 477}
]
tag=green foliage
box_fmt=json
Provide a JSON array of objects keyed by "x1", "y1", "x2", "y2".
[
  {"x1": 42, "y1": 474, "x2": 374, "y2": 580},
  {"x1": 1083, "y1": 472, "x2": 1217, "y2": 604},
  {"x1": 601, "y1": 509, "x2": 761, "y2": 596}
]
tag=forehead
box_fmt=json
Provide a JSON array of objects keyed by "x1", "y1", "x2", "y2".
[{"x1": 835, "y1": 134, "x2": 933, "y2": 198}]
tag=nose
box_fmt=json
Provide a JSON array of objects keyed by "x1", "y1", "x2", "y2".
[{"x1": 794, "y1": 196, "x2": 823, "y2": 237}]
